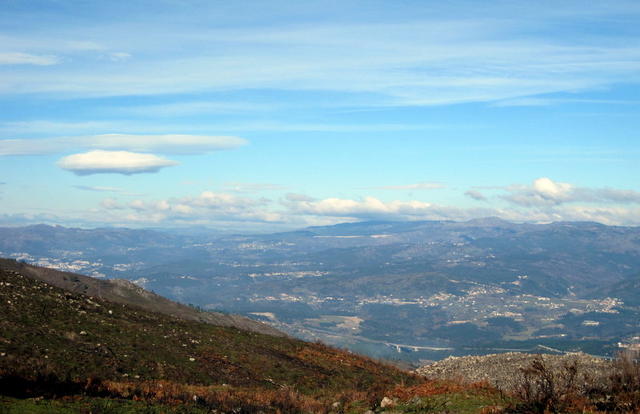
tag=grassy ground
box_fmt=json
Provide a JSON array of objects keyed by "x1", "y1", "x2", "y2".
[
  {"x1": 1, "y1": 265, "x2": 421, "y2": 412},
  {"x1": 1, "y1": 387, "x2": 509, "y2": 414},
  {"x1": 0, "y1": 396, "x2": 210, "y2": 413},
  {"x1": 0, "y1": 267, "x2": 416, "y2": 394}
]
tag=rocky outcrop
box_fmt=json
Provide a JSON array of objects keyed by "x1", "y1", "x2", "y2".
[{"x1": 416, "y1": 352, "x2": 612, "y2": 391}]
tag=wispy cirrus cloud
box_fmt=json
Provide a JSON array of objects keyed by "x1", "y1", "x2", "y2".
[
  {"x1": 74, "y1": 185, "x2": 126, "y2": 193},
  {"x1": 492, "y1": 97, "x2": 640, "y2": 107},
  {"x1": 74, "y1": 185, "x2": 142, "y2": 196},
  {"x1": 0, "y1": 52, "x2": 59, "y2": 66},
  {"x1": 0, "y1": 120, "x2": 448, "y2": 137},
  {"x1": 2, "y1": 2, "x2": 640, "y2": 105},
  {"x1": 0, "y1": 134, "x2": 247, "y2": 156},
  {"x1": 120, "y1": 101, "x2": 277, "y2": 116}
]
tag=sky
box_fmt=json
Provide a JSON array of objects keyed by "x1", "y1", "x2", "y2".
[{"x1": 0, "y1": 0, "x2": 639, "y2": 231}]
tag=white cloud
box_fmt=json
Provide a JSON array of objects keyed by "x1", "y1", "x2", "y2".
[
  {"x1": 493, "y1": 97, "x2": 640, "y2": 107},
  {"x1": 0, "y1": 52, "x2": 59, "y2": 66},
  {"x1": 284, "y1": 195, "x2": 479, "y2": 220},
  {"x1": 571, "y1": 188, "x2": 640, "y2": 204},
  {"x1": 465, "y1": 190, "x2": 487, "y2": 201},
  {"x1": 75, "y1": 185, "x2": 125, "y2": 193},
  {"x1": 121, "y1": 101, "x2": 275, "y2": 116},
  {"x1": 281, "y1": 183, "x2": 640, "y2": 226},
  {"x1": 0, "y1": 120, "x2": 443, "y2": 137},
  {"x1": 108, "y1": 52, "x2": 131, "y2": 61},
  {"x1": 0, "y1": 134, "x2": 247, "y2": 156},
  {"x1": 65, "y1": 41, "x2": 105, "y2": 51},
  {"x1": 0, "y1": 120, "x2": 116, "y2": 135},
  {"x1": 49, "y1": 178, "x2": 640, "y2": 228},
  {"x1": 222, "y1": 182, "x2": 286, "y2": 193},
  {"x1": 100, "y1": 198, "x2": 123, "y2": 209},
  {"x1": 503, "y1": 177, "x2": 640, "y2": 207},
  {"x1": 285, "y1": 193, "x2": 316, "y2": 202},
  {"x1": 87, "y1": 134, "x2": 247, "y2": 154},
  {"x1": 75, "y1": 185, "x2": 142, "y2": 196},
  {"x1": 548, "y1": 205, "x2": 640, "y2": 226},
  {"x1": 100, "y1": 191, "x2": 282, "y2": 225},
  {"x1": 373, "y1": 182, "x2": 445, "y2": 190},
  {"x1": 57, "y1": 150, "x2": 178, "y2": 175},
  {"x1": 96, "y1": 180, "x2": 640, "y2": 228}
]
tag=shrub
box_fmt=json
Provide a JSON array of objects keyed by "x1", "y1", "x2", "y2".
[
  {"x1": 508, "y1": 357, "x2": 586, "y2": 413},
  {"x1": 590, "y1": 350, "x2": 640, "y2": 413}
]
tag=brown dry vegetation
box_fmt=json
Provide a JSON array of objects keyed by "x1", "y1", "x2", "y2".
[{"x1": 501, "y1": 352, "x2": 640, "y2": 413}]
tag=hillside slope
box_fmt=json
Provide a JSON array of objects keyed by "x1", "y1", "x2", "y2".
[
  {"x1": 0, "y1": 258, "x2": 282, "y2": 337},
  {"x1": 0, "y1": 263, "x2": 422, "y2": 411}
]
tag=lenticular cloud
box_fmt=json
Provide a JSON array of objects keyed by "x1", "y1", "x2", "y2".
[{"x1": 57, "y1": 150, "x2": 178, "y2": 175}]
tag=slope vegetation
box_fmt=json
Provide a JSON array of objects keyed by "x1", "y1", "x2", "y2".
[
  {"x1": 0, "y1": 258, "x2": 282, "y2": 336},
  {"x1": 0, "y1": 262, "x2": 423, "y2": 411}
]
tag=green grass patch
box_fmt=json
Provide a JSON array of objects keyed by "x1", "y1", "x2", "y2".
[{"x1": 0, "y1": 396, "x2": 209, "y2": 414}]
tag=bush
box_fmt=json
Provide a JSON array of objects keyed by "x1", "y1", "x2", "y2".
[
  {"x1": 506, "y1": 351, "x2": 640, "y2": 413},
  {"x1": 590, "y1": 350, "x2": 640, "y2": 413},
  {"x1": 508, "y1": 357, "x2": 585, "y2": 413}
]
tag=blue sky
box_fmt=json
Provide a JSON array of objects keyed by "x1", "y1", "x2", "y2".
[{"x1": 0, "y1": 0, "x2": 639, "y2": 231}]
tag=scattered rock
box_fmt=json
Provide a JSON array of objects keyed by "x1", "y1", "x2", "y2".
[
  {"x1": 380, "y1": 396, "x2": 395, "y2": 408},
  {"x1": 416, "y1": 352, "x2": 611, "y2": 391}
]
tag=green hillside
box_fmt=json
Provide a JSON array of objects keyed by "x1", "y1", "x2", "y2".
[
  {"x1": 0, "y1": 263, "x2": 425, "y2": 411},
  {"x1": 0, "y1": 258, "x2": 283, "y2": 337}
]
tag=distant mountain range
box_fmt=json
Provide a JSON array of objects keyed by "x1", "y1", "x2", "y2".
[{"x1": 1, "y1": 218, "x2": 639, "y2": 361}]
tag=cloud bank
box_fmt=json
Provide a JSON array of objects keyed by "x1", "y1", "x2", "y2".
[
  {"x1": 84, "y1": 177, "x2": 640, "y2": 228},
  {"x1": 100, "y1": 191, "x2": 282, "y2": 224},
  {"x1": 503, "y1": 177, "x2": 640, "y2": 207}
]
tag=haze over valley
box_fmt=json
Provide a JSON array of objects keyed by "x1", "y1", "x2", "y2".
[{"x1": 3, "y1": 219, "x2": 639, "y2": 362}]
